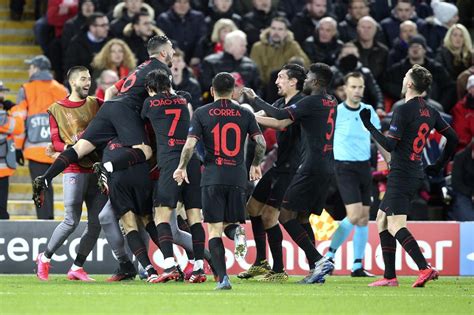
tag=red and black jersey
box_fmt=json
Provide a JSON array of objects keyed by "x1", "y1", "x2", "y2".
[
  {"x1": 387, "y1": 97, "x2": 450, "y2": 178},
  {"x1": 188, "y1": 99, "x2": 261, "y2": 188},
  {"x1": 286, "y1": 93, "x2": 338, "y2": 175},
  {"x1": 114, "y1": 58, "x2": 171, "y2": 112},
  {"x1": 142, "y1": 92, "x2": 190, "y2": 166}
]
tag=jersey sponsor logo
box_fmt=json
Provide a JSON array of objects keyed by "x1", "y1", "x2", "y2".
[
  {"x1": 208, "y1": 108, "x2": 242, "y2": 117},
  {"x1": 322, "y1": 98, "x2": 337, "y2": 107},
  {"x1": 215, "y1": 157, "x2": 236, "y2": 166},
  {"x1": 149, "y1": 97, "x2": 187, "y2": 107},
  {"x1": 419, "y1": 108, "x2": 430, "y2": 117},
  {"x1": 167, "y1": 138, "x2": 186, "y2": 147},
  {"x1": 108, "y1": 143, "x2": 123, "y2": 150}
]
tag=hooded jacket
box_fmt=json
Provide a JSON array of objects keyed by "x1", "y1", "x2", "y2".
[{"x1": 250, "y1": 27, "x2": 309, "y2": 84}]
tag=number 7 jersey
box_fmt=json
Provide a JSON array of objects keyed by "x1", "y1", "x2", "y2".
[
  {"x1": 386, "y1": 96, "x2": 450, "y2": 178},
  {"x1": 188, "y1": 99, "x2": 262, "y2": 188}
]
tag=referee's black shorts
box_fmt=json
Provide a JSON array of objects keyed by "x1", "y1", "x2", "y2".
[
  {"x1": 202, "y1": 185, "x2": 246, "y2": 223},
  {"x1": 379, "y1": 176, "x2": 423, "y2": 216},
  {"x1": 334, "y1": 160, "x2": 372, "y2": 206},
  {"x1": 251, "y1": 167, "x2": 295, "y2": 209}
]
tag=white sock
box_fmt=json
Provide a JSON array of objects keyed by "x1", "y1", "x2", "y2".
[
  {"x1": 40, "y1": 253, "x2": 51, "y2": 263},
  {"x1": 103, "y1": 161, "x2": 113, "y2": 172},
  {"x1": 163, "y1": 257, "x2": 175, "y2": 269},
  {"x1": 188, "y1": 259, "x2": 195, "y2": 265},
  {"x1": 70, "y1": 264, "x2": 82, "y2": 271},
  {"x1": 193, "y1": 260, "x2": 204, "y2": 271}
]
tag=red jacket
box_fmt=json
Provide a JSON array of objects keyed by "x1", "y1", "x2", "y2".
[
  {"x1": 47, "y1": 0, "x2": 78, "y2": 37},
  {"x1": 451, "y1": 96, "x2": 474, "y2": 152}
]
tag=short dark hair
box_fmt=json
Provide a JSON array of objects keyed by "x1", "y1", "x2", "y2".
[
  {"x1": 67, "y1": 66, "x2": 89, "y2": 81},
  {"x1": 282, "y1": 64, "x2": 307, "y2": 91},
  {"x1": 309, "y1": 63, "x2": 333, "y2": 88},
  {"x1": 409, "y1": 64, "x2": 432, "y2": 93},
  {"x1": 147, "y1": 35, "x2": 170, "y2": 56},
  {"x1": 271, "y1": 16, "x2": 290, "y2": 28},
  {"x1": 343, "y1": 71, "x2": 364, "y2": 84},
  {"x1": 145, "y1": 69, "x2": 171, "y2": 93},
  {"x1": 397, "y1": 0, "x2": 414, "y2": 6},
  {"x1": 132, "y1": 12, "x2": 150, "y2": 25},
  {"x1": 349, "y1": 0, "x2": 369, "y2": 7},
  {"x1": 86, "y1": 12, "x2": 106, "y2": 28},
  {"x1": 212, "y1": 72, "x2": 235, "y2": 96}
]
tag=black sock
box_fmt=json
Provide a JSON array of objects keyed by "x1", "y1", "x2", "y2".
[
  {"x1": 380, "y1": 230, "x2": 397, "y2": 279},
  {"x1": 301, "y1": 222, "x2": 315, "y2": 247},
  {"x1": 190, "y1": 223, "x2": 205, "y2": 261},
  {"x1": 156, "y1": 223, "x2": 174, "y2": 259},
  {"x1": 224, "y1": 224, "x2": 238, "y2": 240},
  {"x1": 119, "y1": 260, "x2": 135, "y2": 272},
  {"x1": 209, "y1": 237, "x2": 227, "y2": 281},
  {"x1": 177, "y1": 215, "x2": 191, "y2": 233},
  {"x1": 125, "y1": 230, "x2": 156, "y2": 275},
  {"x1": 283, "y1": 219, "x2": 322, "y2": 267},
  {"x1": 266, "y1": 224, "x2": 284, "y2": 273},
  {"x1": 109, "y1": 148, "x2": 146, "y2": 171},
  {"x1": 44, "y1": 148, "x2": 78, "y2": 181},
  {"x1": 145, "y1": 222, "x2": 160, "y2": 247},
  {"x1": 44, "y1": 250, "x2": 53, "y2": 259},
  {"x1": 395, "y1": 227, "x2": 428, "y2": 270},
  {"x1": 117, "y1": 254, "x2": 131, "y2": 264},
  {"x1": 250, "y1": 215, "x2": 266, "y2": 264},
  {"x1": 73, "y1": 253, "x2": 87, "y2": 267}
]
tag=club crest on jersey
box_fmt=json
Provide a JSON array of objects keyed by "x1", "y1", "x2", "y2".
[
  {"x1": 215, "y1": 157, "x2": 223, "y2": 165},
  {"x1": 168, "y1": 138, "x2": 176, "y2": 146},
  {"x1": 209, "y1": 108, "x2": 241, "y2": 117},
  {"x1": 419, "y1": 108, "x2": 430, "y2": 117}
]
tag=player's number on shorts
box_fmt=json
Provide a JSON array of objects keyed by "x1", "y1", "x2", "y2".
[
  {"x1": 412, "y1": 122, "x2": 429, "y2": 154},
  {"x1": 165, "y1": 109, "x2": 181, "y2": 137},
  {"x1": 120, "y1": 71, "x2": 137, "y2": 93},
  {"x1": 325, "y1": 108, "x2": 335, "y2": 140},
  {"x1": 211, "y1": 123, "x2": 241, "y2": 157}
]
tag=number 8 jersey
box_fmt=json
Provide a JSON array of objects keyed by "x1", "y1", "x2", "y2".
[
  {"x1": 188, "y1": 99, "x2": 262, "y2": 188},
  {"x1": 386, "y1": 96, "x2": 450, "y2": 178}
]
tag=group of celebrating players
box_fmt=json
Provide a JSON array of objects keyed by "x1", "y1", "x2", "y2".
[{"x1": 32, "y1": 35, "x2": 458, "y2": 290}]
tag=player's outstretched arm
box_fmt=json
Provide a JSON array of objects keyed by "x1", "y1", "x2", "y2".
[
  {"x1": 255, "y1": 115, "x2": 293, "y2": 130},
  {"x1": 174, "y1": 137, "x2": 198, "y2": 185},
  {"x1": 242, "y1": 88, "x2": 290, "y2": 120},
  {"x1": 359, "y1": 108, "x2": 398, "y2": 152}
]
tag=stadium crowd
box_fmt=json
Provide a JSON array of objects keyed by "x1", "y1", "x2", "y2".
[{"x1": 1, "y1": 0, "x2": 473, "y2": 224}]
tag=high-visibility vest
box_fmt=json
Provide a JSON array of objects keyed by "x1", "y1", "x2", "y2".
[
  {"x1": 0, "y1": 106, "x2": 24, "y2": 177},
  {"x1": 14, "y1": 80, "x2": 68, "y2": 164}
]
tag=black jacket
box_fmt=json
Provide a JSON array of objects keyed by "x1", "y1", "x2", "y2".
[
  {"x1": 452, "y1": 144, "x2": 474, "y2": 197},
  {"x1": 64, "y1": 31, "x2": 109, "y2": 72},
  {"x1": 204, "y1": 7, "x2": 241, "y2": 35},
  {"x1": 61, "y1": 14, "x2": 87, "y2": 50},
  {"x1": 435, "y1": 46, "x2": 472, "y2": 82},
  {"x1": 290, "y1": 8, "x2": 319, "y2": 46},
  {"x1": 173, "y1": 68, "x2": 202, "y2": 110},
  {"x1": 303, "y1": 36, "x2": 343, "y2": 66},
  {"x1": 353, "y1": 40, "x2": 389, "y2": 81},
  {"x1": 241, "y1": 8, "x2": 286, "y2": 48}
]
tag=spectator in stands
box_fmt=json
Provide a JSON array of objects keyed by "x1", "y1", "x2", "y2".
[
  {"x1": 205, "y1": 0, "x2": 241, "y2": 33},
  {"x1": 424, "y1": 0, "x2": 459, "y2": 53},
  {"x1": 241, "y1": 0, "x2": 286, "y2": 48},
  {"x1": 384, "y1": 34, "x2": 455, "y2": 111},
  {"x1": 15, "y1": 55, "x2": 68, "y2": 219},
  {"x1": 47, "y1": 0, "x2": 79, "y2": 39},
  {"x1": 61, "y1": 0, "x2": 96, "y2": 51},
  {"x1": 338, "y1": 0, "x2": 371, "y2": 43},
  {"x1": 435, "y1": 24, "x2": 473, "y2": 82},
  {"x1": 331, "y1": 42, "x2": 385, "y2": 114},
  {"x1": 456, "y1": 53, "x2": 474, "y2": 100},
  {"x1": 91, "y1": 39, "x2": 136, "y2": 93},
  {"x1": 457, "y1": 0, "x2": 472, "y2": 28},
  {"x1": 195, "y1": 18, "x2": 238, "y2": 61},
  {"x1": 171, "y1": 49, "x2": 202, "y2": 110},
  {"x1": 64, "y1": 12, "x2": 110, "y2": 74},
  {"x1": 156, "y1": 0, "x2": 206, "y2": 67},
  {"x1": 199, "y1": 30, "x2": 260, "y2": 101},
  {"x1": 95, "y1": 69, "x2": 119, "y2": 100},
  {"x1": 250, "y1": 17, "x2": 309, "y2": 86},
  {"x1": 449, "y1": 141, "x2": 474, "y2": 221},
  {"x1": 110, "y1": 0, "x2": 155, "y2": 38},
  {"x1": 0, "y1": 82, "x2": 24, "y2": 220},
  {"x1": 380, "y1": 0, "x2": 425, "y2": 48},
  {"x1": 291, "y1": 0, "x2": 329, "y2": 46},
  {"x1": 353, "y1": 15, "x2": 388, "y2": 81},
  {"x1": 123, "y1": 12, "x2": 165, "y2": 65},
  {"x1": 387, "y1": 20, "x2": 418, "y2": 67},
  {"x1": 278, "y1": 0, "x2": 305, "y2": 21},
  {"x1": 302, "y1": 17, "x2": 343, "y2": 66},
  {"x1": 451, "y1": 75, "x2": 474, "y2": 152}
]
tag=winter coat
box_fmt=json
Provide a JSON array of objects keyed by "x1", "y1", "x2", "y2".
[
  {"x1": 242, "y1": 8, "x2": 286, "y2": 48},
  {"x1": 303, "y1": 35, "x2": 343, "y2": 66},
  {"x1": 353, "y1": 40, "x2": 389, "y2": 81}
]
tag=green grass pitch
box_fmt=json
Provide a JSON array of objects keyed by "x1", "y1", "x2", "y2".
[{"x1": 1, "y1": 275, "x2": 473, "y2": 314}]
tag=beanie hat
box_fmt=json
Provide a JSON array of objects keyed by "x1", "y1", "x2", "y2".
[{"x1": 431, "y1": 0, "x2": 458, "y2": 25}]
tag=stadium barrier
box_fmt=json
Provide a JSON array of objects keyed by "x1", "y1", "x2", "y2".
[{"x1": 0, "y1": 221, "x2": 472, "y2": 276}]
